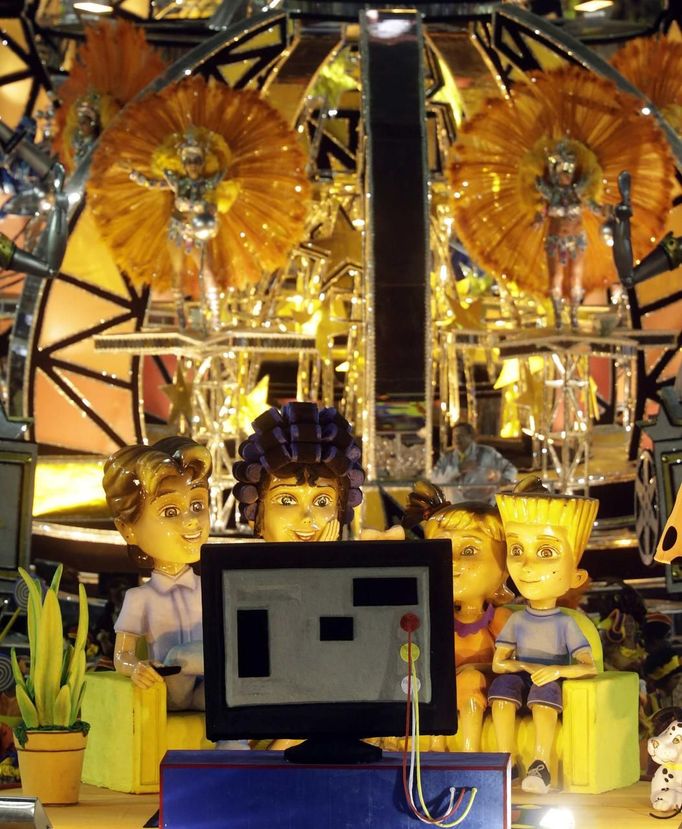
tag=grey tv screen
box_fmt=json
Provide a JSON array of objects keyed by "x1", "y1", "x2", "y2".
[{"x1": 201, "y1": 539, "x2": 456, "y2": 745}]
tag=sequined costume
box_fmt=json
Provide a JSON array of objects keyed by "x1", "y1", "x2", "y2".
[
  {"x1": 536, "y1": 176, "x2": 587, "y2": 265},
  {"x1": 129, "y1": 167, "x2": 225, "y2": 252}
]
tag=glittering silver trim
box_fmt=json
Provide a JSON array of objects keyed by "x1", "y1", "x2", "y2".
[{"x1": 94, "y1": 327, "x2": 318, "y2": 357}]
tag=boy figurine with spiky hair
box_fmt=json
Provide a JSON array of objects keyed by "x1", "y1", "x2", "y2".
[{"x1": 488, "y1": 477, "x2": 599, "y2": 794}]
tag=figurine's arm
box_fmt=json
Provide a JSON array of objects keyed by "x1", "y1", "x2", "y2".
[
  {"x1": 492, "y1": 642, "x2": 551, "y2": 675},
  {"x1": 535, "y1": 176, "x2": 552, "y2": 201},
  {"x1": 205, "y1": 169, "x2": 225, "y2": 189},
  {"x1": 114, "y1": 631, "x2": 164, "y2": 689},
  {"x1": 529, "y1": 648, "x2": 597, "y2": 686},
  {"x1": 127, "y1": 167, "x2": 172, "y2": 191}
]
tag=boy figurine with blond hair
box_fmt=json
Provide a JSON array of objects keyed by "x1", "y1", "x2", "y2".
[{"x1": 488, "y1": 477, "x2": 599, "y2": 793}]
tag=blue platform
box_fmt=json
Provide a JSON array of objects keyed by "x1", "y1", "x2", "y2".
[{"x1": 160, "y1": 750, "x2": 510, "y2": 828}]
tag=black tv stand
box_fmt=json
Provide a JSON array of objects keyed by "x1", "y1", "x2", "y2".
[{"x1": 284, "y1": 737, "x2": 383, "y2": 764}]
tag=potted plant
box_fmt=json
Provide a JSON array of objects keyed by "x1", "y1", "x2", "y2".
[{"x1": 10, "y1": 564, "x2": 90, "y2": 805}]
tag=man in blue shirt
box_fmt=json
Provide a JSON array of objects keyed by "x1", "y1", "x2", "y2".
[{"x1": 431, "y1": 422, "x2": 517, "y2": 505}]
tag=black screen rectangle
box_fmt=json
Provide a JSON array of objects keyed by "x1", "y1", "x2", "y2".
[
  {"x1": 353, "y1": 577, "x2": 418, "y2": 606},
  {"x1": 237, "y1": 609, "x2": 270, "y2": 677},
  {"x1": 319, "y1": 616, "x2": 354, "y2": 641}
]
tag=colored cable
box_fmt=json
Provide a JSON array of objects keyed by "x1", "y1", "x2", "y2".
[{"x1": 400, "y1": 632, "x2": 478, "y2": 827}]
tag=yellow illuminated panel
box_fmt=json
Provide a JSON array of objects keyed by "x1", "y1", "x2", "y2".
[{"x1": 33, "y1": 458, "x2": 107, "y2": 518}]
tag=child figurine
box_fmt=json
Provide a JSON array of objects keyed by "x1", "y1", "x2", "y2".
[
  {"x1": 232, "y1": 401, "x2": 364, "y2": 542},
  {"x1": 403, "y1": 481, "x2": 513, "y2": 752},
  {"x1": 102, "y1": 436, "x2": 211, "y2": 710},
  {"x1": 488, "y1": 477, "x2": 599, "y2": 793}
]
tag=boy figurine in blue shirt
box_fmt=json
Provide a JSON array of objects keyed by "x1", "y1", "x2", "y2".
[{"x1": 488, "y1": 477, "x2": 599, "y2": 793}]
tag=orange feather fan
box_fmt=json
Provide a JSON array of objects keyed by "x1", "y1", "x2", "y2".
[{"x1": 612, "y1": 33, "x2": 682, "y2": 134}]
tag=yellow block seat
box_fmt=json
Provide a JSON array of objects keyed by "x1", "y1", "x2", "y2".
[
  {"x1": 376, "y1": 609, "x2": 640, "y2": 794},
  {"x1": 81, "y1": 671, "x2": 212, "y2": 794}
]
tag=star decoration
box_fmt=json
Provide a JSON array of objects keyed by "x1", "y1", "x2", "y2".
[
  {"x1": 226, "y1": 375, "x2": 270, "y2": 436},
  {"x1": 311, "y1": 204, "x2": 363, "y2": 286},
  {"x1": 161, "y1": 363, "x2": 194, "y2": 431}
]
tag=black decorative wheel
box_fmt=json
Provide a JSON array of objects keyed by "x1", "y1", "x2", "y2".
[{"x1": 635, "y1": 449, "x2": 659, "y2": 565}]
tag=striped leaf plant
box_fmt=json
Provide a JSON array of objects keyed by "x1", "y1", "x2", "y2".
[{"x1": 10, "y1": 565, "x2": 90, "y2": 747}]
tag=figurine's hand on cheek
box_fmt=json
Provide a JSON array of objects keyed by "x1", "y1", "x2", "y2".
[
  {"x1": 131, "y1": 660, "x2": 164, "y2": 689},
  {"x1": 319, "y1": 518, "x2": 340, "y2": 542}
]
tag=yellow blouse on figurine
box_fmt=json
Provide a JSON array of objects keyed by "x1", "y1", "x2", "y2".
[
  {"x1": 102, "y1": 437, "x2": 212, "y2": 710},
  {"x1": 403, "y1": 481, "x2": 513, "y2": 752}
]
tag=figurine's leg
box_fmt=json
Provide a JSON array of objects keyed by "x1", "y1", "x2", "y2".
[
  {"x1": 569, "y1": 256, "x2": 585, "y2": 331},
  {"x1": 489, "y1": 674, "x2": 524, "y2": 769},
  {"x1": 168, "y1": 242, "x2": 188, "y2": 330},
  {"x1": 457, "y1": 668, "x2": 487, "y2": 752},
  {"x1": 548, "y1": 256, "x2": 565, "y2": 330},
  {"x1": 530, "y1": 702, "x2": 557, "y2": 766},
  {"x1": 523, "y1": 683, "x2": 562, "y2": 794},
  {"x1": 459, "y1": 699, "x2": 485, "y2": 753},
  {"x1": 197, "y1": 248, "x2": 222, "y2": 333},
  {"x1": 490, "y1": 699, "x2": 516, "y2": 757}
]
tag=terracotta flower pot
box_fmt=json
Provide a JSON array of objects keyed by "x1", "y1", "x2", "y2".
[{"x1": 17, "y1": 730, "x2": 87, "y2": 805}]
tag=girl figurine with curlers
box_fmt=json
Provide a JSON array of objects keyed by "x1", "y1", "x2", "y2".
[{"x1": 231, "y1": 401, "x2": 365, "y2": 543}]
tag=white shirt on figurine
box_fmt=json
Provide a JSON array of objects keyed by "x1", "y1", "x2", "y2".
[{"x1": 115, "y1": 568, "x2": 204, "y2": 709}]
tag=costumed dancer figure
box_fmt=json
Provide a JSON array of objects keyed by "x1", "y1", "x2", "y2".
[
  {"x1": 535, "y1": 140, "x2": 607, "y2": 330},
  {"x1": 488, "y1": 476, "x2": 598, "y2": 793},
  {"x1": 69, "y1": 92, "x2": 101, "y2": 165},
  {"x1": 232, "y1": 401, "x2": 364, "y2": 543},
  {"x1": 127, "y1": 129, "x2": 231, "y2": 331},
  {"x1": 52, "y1": 19, "x2": 166, "y2": 173},
  {"x1": 448, "y1": 65, "x2": 673, "y2": 330},
  {"x1": 87, "y1": 75, "x2": 311, "y2": 334},
  {"x1": 102, "y1": 437, "x2": 211, "y2": 710},
  {"x1": 403, "y1": 481, "x2": 513, "y2": 752}
]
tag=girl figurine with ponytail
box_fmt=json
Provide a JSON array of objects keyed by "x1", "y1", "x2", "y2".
[
  {"x1": 232, "y1": 401, "x2": 364, "y2": 543},
  {"x1": 403, "y1": 481, "x2": 513, "y2": 753}
]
